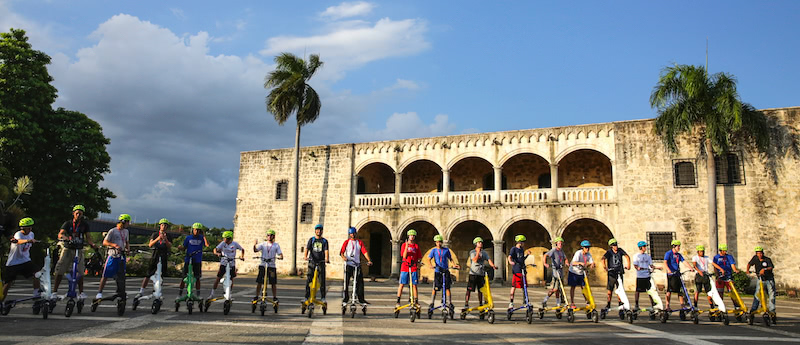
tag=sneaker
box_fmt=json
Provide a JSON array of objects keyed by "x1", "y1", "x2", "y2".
[
  {"x1": 508, "y1": 302, "x2": 514, "y2": 309},
  {"x1": 273, "y1": 297, "x2": 279, "y2": 303},
  {"x1": 321, "y1": 298, "x2": 326, "y2": 304},
  {"x1": 252, "y1": 296, "x2": 258, "y2": 302},
  {"x1": 395, "y1": 302, "x2": 401, "y2": 309},
  {"x1": 134, "y1": 293, "x2": 143, "y2": 300},
  {"x1": 95, "y1": 292, "x2": 103, "y2": 300},
  {"x1": 428, "y1": 303, "x2": 434, "y2": 310},
  {"x1": 541, "y1": 301, "x2": 547, "y2": 308},
  {"x1": 78, "y1": 293, "x2": 87, "y2": 300},
  {"x1": 342, "y1": 301, "x2": 348, "y2": 307},
  {"x1": 359, "y1": 300, "x2": 370, "y2": 305}
]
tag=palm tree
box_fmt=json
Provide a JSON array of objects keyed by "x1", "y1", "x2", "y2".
[
  {"x1": 265, "y1": 53, "x2": 323, "y2": 275},
  {"x1": 650, "y1": 64, "x2": 768, "y2": 255}
]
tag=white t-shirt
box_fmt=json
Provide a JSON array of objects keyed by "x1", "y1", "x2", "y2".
[
  {"x1": 692, "y1": 255, "x2": 712, "y2": 273},
  {"x1": 569, "y1": 250, "x2": 593, "y2": 275},
  {"x1": 632, "y1": 252, "x2": 653, "y2": 279},
  {"x1": 255, "y1": 241, "x2": 282, "y2": 268},
  {"x1": 7, "y1": 230, "x2": 34, "y2": 266},
  {"x1": 216, "y1": 241, "x2": 244, "y2": 265}
]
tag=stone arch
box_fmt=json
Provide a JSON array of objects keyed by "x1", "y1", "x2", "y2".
[
  {"x1": 398, "y1": 157, "x2": 442, "y2": 172},
  {"x1": 446, "y1": 152, "x2": 494, "y2": 170},
  {"x1": 501, "y1": 218, "x2": 551, "y2": 285},
  {"x1": 356, "y1": 162, "x2": 395, "y2": 194},
  {"x1": 498, "y1": 149, "x2": 551, "y2": 167},
  {"x1": 447, "y1": 219, "x2": 494, "y2": 281},
  {"x1": 556, "y1": 148, "x2": 613, "y2": 187},
  {"x1": 396, "y1": 216, "x2": 442, "y2": 241},
  {"x1": 448, "y1": 155, "x2": 495, "y2": 192},
  {"x1": 559, "y1": 217, "x2": 614, "y2": 285},
  {"x1": 356, "y1": 159, "x2": 396, "y2": 175},
  {"x1": 555, "y1": 145, "x2": 611, "y2": 163},
  {"x1": 356, "y1": 221, "x2": 393, "y2": 277},
  {"x1": 555, "y1": 213, "x2": 613, "y2": 237}
]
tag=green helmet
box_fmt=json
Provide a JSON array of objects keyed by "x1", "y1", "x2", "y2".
[
  {"x1": 608, "y1": 238, "x2": 618, "y2": 246},
  {"x1": 553, "y1": 237, "x2": 564, "y2": 243},
  {"x1": 192, "y1": 222, "x2": 204, "y2": 230},
  {"x1": 671, "y1": 239, "x2": 681, "y2": 246},
  {"x1": 73, "y1": 205, "x2": 86, "y2": 212},
  {"x1": 158, "y1": 218, "x2": 170, "y2": 225},
  {"x1": 515, "y1": 234, "x2": 527, "y2": 242},
  {"x1": 433, "y1": 234, "x2": 443, "y2": 242},
  {"x1": 222, "y1": 231, "x2": 234, "y2": 239},
  {"x1": 406, "y1": 229, "x2": 417, "y2": 236},
  {"x1": 754, "y1": 246, "x2": 763, "y2": 252},
  {"x1": 266, "y1": 229, "x2": 276, "y2": 236},
  {"x1": 18, "y1": 217, "x2": 34, "y2": 227},
  {"x1": 118, "y1": 214, "x2": 132, "y2": 222},
  {"x1": 696, "y1": 245, "x2": 705, "y2": 251},
  {"x1": 718, "y1": 244, "x2": 728, "y2": 251},
  {"x1": 473, "y1": 237, "x2": 483, "y2": 244}
]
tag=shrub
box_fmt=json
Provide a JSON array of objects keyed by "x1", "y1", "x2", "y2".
[{"x1": 732, "y1": 271, "x2": 753, "y2": 294}]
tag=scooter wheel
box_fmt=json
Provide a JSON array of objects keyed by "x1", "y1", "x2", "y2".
[
  {"x1": 342, "y1": 306, "x2": 346, "y2": 315},
  {"x1": 252, "y1": 302, "x2": 257, "y2": 313},
  {"x1": 763, "y1": 313, "x2": 771, "y2": 327},
  {"x1": 174, "y1": 302, "x2": 180, "y2": 312},
  {"x1": 487, "y1": 311, "x2": 495, "y2": 324},
  {"x1": 223, "y1": 300, "x2": 231, "y2": 315},
  {"x1": 322, "y1": 306, "x2": 327, "y2": 315},
  {"x1": 628, "y1": 311, "x2": 634, "y2": 324},
  {"x1": 428, "y1": 310, "x2": 433, "y2": 319},
  {"x1": 77, "y1": 300, "x2": 84, "y2": 314},
  {"x1": 592, "y1": 310, "x2": 599, "y2": 323},
  {"x1": 187, "y1": 301, "x2": 194, "y2": 314},
  {"x1": 618, "y1": 309, "x2": 625, "y2": 320},
  {"x1": 526, "y1": 309, "x2": 533, "y2": 324},
  {"x1": 679, "y1": 310, "x2": 686, "y2": 321},
  {"x1": 116, "y1": 300, "x2": 126, "y2": 316},
  {"x1": 394, "y1": 310, "x2": 400, "y2": 318},
  {"x1": 33, "y1": 302, "x2": 41, "y2": 315},
  {"x1": 1, "y1": 304, "x2": 10, "y2": 316},
  {"x1": 538, "y1": 310, "x2": 544, "y2": 319},
  {"x1": 307, "y1": 305, "x2": 314, "y2": 318},
  {"x1": 566, "y1": 309, "x2": 575, "y2": 323},
  {"x1": 301, "y1": 304, "x2": 306, "y2": 314},
  {"x1": 746, "y1": 313, "x2": 753, "y2": 325},
  {"x1": 274, "y1": 305, "x2": 279, "y2": 314},
  {"x1": 42, "y1": 302, "x2": 49, "y2": 319},
  {"x1": 351, "y1": 307, "x2": 356, "y2": 319},
  {"x1": 151, "y1": 300, "x2": 161, "y2": 314},
  {"x1": 506, "y1": 310, "x2": 512, "y2": 321},
  {"x1": 692, "y1": 312, "x2": 699, "y2": 324},
  {"x1": 65, "y1": 300, "x2": 75, "y2": 317},
  {"x1": 709, "y1": 314, "x2": 716, "y2": 322},
  {"x1": 410, "y1": 309, "x2": 416, "y2": 322},
  {"x1": 362, "y1": 306, "x2": 367, "y2": 316},
  {"x1": 771, "y1": 315, "x2": 777, "y2": 325},
  {"x1": 261, "y1": 305, "x2": 266, "y2": 316},
  {"x1": 48, "y1": 301, "x2": 56, "y2": 313},
  {"x1": 660, "y1": 311, "x2": 668, "y2": 323},
  {"x1": 460, "y1": 312, "x2": 466, "y2": 320},
  {"x1": 722, "y1": 313, "x2": 729, "y2": 326},
  {"x1": 555, "y1": 311, "x2": 562, "y2": 319},
  {"x1": 91, "y1": 301, "x2": 99, "y2": 313},
  {"x1": 442, "y1": 310, "x2": 447, "y2": 323}
]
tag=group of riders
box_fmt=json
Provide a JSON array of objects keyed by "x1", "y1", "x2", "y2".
[{"x1": 1, "y1": 204, "x2": 778, "y2": 319}]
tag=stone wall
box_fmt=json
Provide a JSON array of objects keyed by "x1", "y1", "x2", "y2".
[
  {"x1": 401, "y1": 160, "x2": 441, "y2": 193},
  {"x1": 503, "y1": 153, "x2": 550, "y2": 190},
  {"x1": 450, "y1": 157, "x2": 493, "y2": 191},
  {"x1": 558, "y1": 149, "x2": 613, "y2": 187},
  {"x1": 357, "y1": 163, "x2": 394, "y2": 194}
]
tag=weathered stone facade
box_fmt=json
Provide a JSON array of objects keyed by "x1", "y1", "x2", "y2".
[{"x1": 235, "y1": 107, "x2": 800, "y2": 291}]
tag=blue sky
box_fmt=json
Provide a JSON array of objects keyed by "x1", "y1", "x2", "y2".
[{"x1": 2, "y1": 1, "x2": 798, "y2": 227}]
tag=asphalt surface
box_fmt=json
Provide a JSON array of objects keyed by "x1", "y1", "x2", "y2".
[{"x1": 1, "y1": 274, "x2": 799, "y2": 344}]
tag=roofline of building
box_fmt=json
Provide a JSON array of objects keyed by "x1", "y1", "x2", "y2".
[{"x1": 241, "y1": 106, "x2": 800, "y2": 154}]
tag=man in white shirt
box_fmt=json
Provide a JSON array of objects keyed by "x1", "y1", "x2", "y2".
[
  {"x1": 209, "y1": 231, "x2": 244, "y2": 299},
  {"x1": 691, "y1": 245, "x2": 714, "y2": 309},
  {"x1": 253, "y1": 229, "x2": 283, "y2": 302},
  {"x1": 568, "y1": 240, "x2": 595, "y2": 308},
  {"x1": 1, "y1": 218, "x2": 40, "y2": 303}
]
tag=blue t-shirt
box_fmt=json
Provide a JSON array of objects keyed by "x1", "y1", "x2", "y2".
[
  {"x1": 713, "y1": 254, "x2": 737, "y2": 279},
  {"x1": 428, "y1": 247, "x2": 452, "y2": 273},
  {"x1": 183, "y1": 234, "x2": 205, "y2": 263},
  {"x1": 509, "y1": 246, "x2": 526, "y2": 274},
  {"x1": 663, "y1": 250, "x2": 684, "y2": 273}
]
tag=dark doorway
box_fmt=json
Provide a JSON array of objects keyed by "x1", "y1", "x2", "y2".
[{"x1": 369, "y1": 232, "x2": 383, "y2": 276}]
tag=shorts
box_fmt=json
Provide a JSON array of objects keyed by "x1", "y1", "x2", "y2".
[
  {"x1": 55, "y1": 248, "x2": 85, "y2": 276},
  {"x1": 182, "y1": 260, "x2": 203, "y2": 279},
  {"x1": 667, "y1": 273, "x2": 682, "y2": 293},
  {"x1": 2, "y1": 261, "x2": 37, "y2": 283},
  {"x1": 257, "y1": 266, "x2": 277, "y2": 285},
  {"x1": 399, "y1": 271, "x2": 418, "y2": 285},
  {"x1": 512, "y1": 273, "x2": 524, "y2": 289},
  {"x1": 636, "y1": 278, "x2": 651, "y2": 292},
  {"x1": 716, "y1": 277, "x2": 732, "y2": 291},
  {"x1": 217, "y1": 264, "x2": 237, "y2": 278},
  {"x1": 606, "y1": 270, "x2": 623, "y2": 291},
  {"x1": 467, "y1": 274, "x2": 485, "y2": 292},
  {"x1": 147, "y1": 255, "x2": 169, "y2": 277},
  {"x1": 567, "y1": 272, "x2": 585, "y2": 287},
  {"x1": 433, "y1": 271, "x2": 452, "y2": 291},
  {"x1": 695, "y1": 273, "x2": 711, "y2": 293},
  {"x1": 102, "y1": 256, "x2": 126, "y2": 278},
  {"x1": 549, "y1": 269, "x2": 564, "y2": 289}
]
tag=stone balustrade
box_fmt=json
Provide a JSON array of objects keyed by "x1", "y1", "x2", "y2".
[
  {"x1": 501, "y1": 189, "x2": 550, "y2": 203},
  {"x1": 449, "y1": 190, "x2": 494, "y2": 205},
  {"x1": 354, "y1": 187, "x2": 614, "y2": 208},
  {"x1": 400, "y1": 192, "x2": 441, "y2": 206},
  {"x1": 560, "y1": 186, "x2": 614, "y2": 202},
  {"x1": 355, "y1": 194, "x2": 394, "y2": 207}
]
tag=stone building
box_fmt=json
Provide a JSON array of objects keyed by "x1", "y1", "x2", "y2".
[{"x1": 234, "y1": 106, "x2": 800, "y2": 291}]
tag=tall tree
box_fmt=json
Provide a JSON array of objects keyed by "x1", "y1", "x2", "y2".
[
  {"x1": 0, "y1": 29, "x2": 114, "y2": 237},
  {"x1": 650, "y1": 64, "x2": 769, "y2": 254},
  {"x1": 264, "y1": 53, "x2": 323, "y2": 275}
]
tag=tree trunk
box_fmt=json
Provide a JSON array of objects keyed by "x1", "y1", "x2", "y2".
[
  {"x1": 706, "y1": 138, "x2": 718, "y2": 255},
  {"x1": 290, "y1": 124, "x2": 301, "y2": 276}
]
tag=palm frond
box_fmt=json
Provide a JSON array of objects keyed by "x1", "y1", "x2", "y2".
[{"x1": 297, "y1": 86, "x2": 321, "y2": 126}]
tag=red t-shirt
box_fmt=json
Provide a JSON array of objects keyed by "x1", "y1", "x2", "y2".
[{"x1": 401, "y1": 242, "x2": 421, "y2": 272}]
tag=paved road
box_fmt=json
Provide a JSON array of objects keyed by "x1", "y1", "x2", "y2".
[{"x1": 1, "y1": 275, "x2": 799, "y2": 344}]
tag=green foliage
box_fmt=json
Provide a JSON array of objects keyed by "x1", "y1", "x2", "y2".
[
  {"x1": 265, "y1": 53, "x2": 323, "y2": 126},
  {"x1": 732, "y1": 271, "x2": 754, "y2": 295},
  {"x1": 0, "y1": 29, "x2": 115, "y2": 239}
]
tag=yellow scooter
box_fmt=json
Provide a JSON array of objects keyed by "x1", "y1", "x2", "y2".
[
  {"x1": 393, "y1": 280, "x2": 421, "y2": 322},
  {"x1": 251, "y1": 257, "x2": 279, "y2": 316},
  {"x1": 715, "y1": 277, "x2": 748, "y2": 322},
  {"x1": 568, "y1": 265, "x2": 599, "y2": 323},
  {"x1": 747, "y1": 276, "x2": 776, "y2": 326},
  {"x1": 538, "y1": 269, "x2": 571, "y2": 321},
  {"x1": 459, "y1": 272, "x2": 496, "y2": 324},
  {"x1": 301, "y1": 266, "x2": 327, "y2": 318}
]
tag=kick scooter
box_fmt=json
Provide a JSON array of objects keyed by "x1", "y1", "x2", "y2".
[
  {"x1": 301, "y1": 265, "x2": 327, "y2": 318},
  {"x1": 175, "y1": 250, "x2": 204, "y2": 314},
  {"x1": 632, "y1": 270, "x2": 665, "y2": 322},
  {"x1": 90, "y1": 261, "x2": 128, "y2": 316},
  {"x1": 507, "y1": 263, "x2": 536, "y2": 324},
  {"x1": 251, "y1": 257, "x2": 279, "y2": 315},
  {"x1": 568, "y1": 265, "x2": 599, "y2": 323},
  {"x1": 698, "y1": 275, "x2": 729, "y2": 325},
  {"x1": 715, "y1": 277, "x2": 748, "y2": 323},
  {"x1": 132, "y1": 257, "x2": 165, "y2": 314},
  {"x1": 460, "y1": 271, "x2": 496, "y2": 324},
  {"x1": 204, "y1": 257, "x2": 242, "y2": 315},
  {"x1": 746, "y1": 275, "x2": 776, "y2": 326},
  {"x1": 538, "y1": 269, "x2": 571, "y2": 321},
  {"x1": 2, "y1": 244, "x2": 53, "y2": 319},
  {"x1": 661, "y1": 271, "x2": 699, "y2": 324},
  {"x1": 393, "y1": 277, "x2": 421, "y2": 322},
  {"x1": 342, "y1": 264, "x2": 367, "y2": 318},
  {"x1": 600, "y1": 275, "x2": 633, "y2": 322},
  {"x1": 427, "y1": 271, "x2": 455, "y2": 323},
  {"x1": 60, "y1": 239, "x2": 87, "y2": 317}
]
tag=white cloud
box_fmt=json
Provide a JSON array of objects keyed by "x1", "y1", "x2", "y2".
[
  {"x1": 170, "y1": 8, "x2": 185, "y2": 20},
  {"x1": 0, "y1": 0, "x2": 65, "y2": 52},
  {"x1": 261, "y1": 17, "x2": 429, "y2": 82},
  {"x1": 361, "y1": 112, "x2": 457, "y2": 141},
  {"x1": 320, "y1": 2, "x2": 375, "y2": 20},
  {"x1": 385, "y1": 79, "x2": 420, "y2": 91}
]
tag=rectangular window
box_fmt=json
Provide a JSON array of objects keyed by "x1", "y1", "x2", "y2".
[
  {"x1": 673, "y1": 160, "x2": 697, "y2": 187},
  {"x1": 647, "y1": 232, "x2": 676, "y2": 261},
  {"x1": 715, "y1": 153, "x2": 744, "y2": 185},
  {"x1": 300, "y1": 203, "x2": 313, "y2": 223},
  {"x1": 276, "y1": 181, "x2": 288, "y2": 200}
]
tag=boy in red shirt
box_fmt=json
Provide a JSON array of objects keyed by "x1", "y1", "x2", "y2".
[
  {"x1": 340, "y1": 227, "x2": 372, "y2": 305},
  {"x1": 396, "y1": 229, "x2": 421, "y2": 308}
]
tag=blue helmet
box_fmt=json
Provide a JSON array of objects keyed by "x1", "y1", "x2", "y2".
[
  {"x1": 314, "y1": 224, "x2": 323, "y2": 230},
  {"x1": 637, "y1": 241, "x2": 648, "y2": 248},
  {"x1": 580, "y1": 240, "x2": 591, "y2": 247},
  {"x1": 348, "y1": 227, "x2": 356, "y2": 234}
]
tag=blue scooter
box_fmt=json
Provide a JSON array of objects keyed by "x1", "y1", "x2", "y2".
[
  {"x1": 427, "y1": 270, "x2": 455, "y2": 323},
  {"x1": 507, "y1": 261, "x2": 536, "y2": 323},
  {"x1": 661, "y1": 271, "x2": 699, "y2": 324},
  {"x1": 60, "y1": 239, "x2": 87, "y2": 317}
]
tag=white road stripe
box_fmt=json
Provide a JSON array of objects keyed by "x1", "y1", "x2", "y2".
[
  {"x1": 14, "y1": 312, "x2": 177, "y2": 345},
  {"x1": 608, "y1": 321, "x2": 719, "y2": 345}
]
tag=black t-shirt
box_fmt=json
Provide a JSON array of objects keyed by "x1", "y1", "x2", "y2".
[
  {"x1": 603, "y1": 248, "x2": 628, "y2": 272},
  {"x1": 509, "y1": 246, "x2": 526, "y2": 274},
  {"x1": 61, "y1": 218, "x2": 90, "y2": 239},
  {"x1": 150, "y1": 232, "x2": 171, "y2": 258},
  {"x1": 306, "y1": 237, "x2": 328, "y2": 264},
  {"x1": 747, "y1": 255, "x2": 774, "y2": 281}
]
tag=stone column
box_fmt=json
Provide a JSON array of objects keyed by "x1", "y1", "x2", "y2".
[
  {"x1": 394, "y1": 172, "x2": 402, "y2": 207},
  {"x1": 390, "y1": 239, "x2": 402, "y2": 278},
  {"x1": 493, "y1": 166, "x2": 503, "y2": 203},
  {"x1": 441, "y1": 169, "x2": 450, "y2": 205},
  {"x1": 550, "y1": 163, "x2": 559, "y2": 202},
  {"x1": 493, "y1": 240, "x2": 505, "y2": 283},
  {"x1": 442, "y1": 240, "x2": 451, "y2": 248}
]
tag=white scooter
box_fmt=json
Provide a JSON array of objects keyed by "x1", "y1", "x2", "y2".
[
  {"x1": 601, "y1": 276, "x2": 633, "y2": 322},
  {"x1": 342, "y1": 264, "x2": 367, "y2": 318},
  {"x1": 632, "y1": 270, "x2": 665, "y2": 322},
  {"x1": 132, "y1": 257, "x2": 165, "y2": 314},
  {"x1": 204, "y1": 257, "x2": 239, "y2": 315}
]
